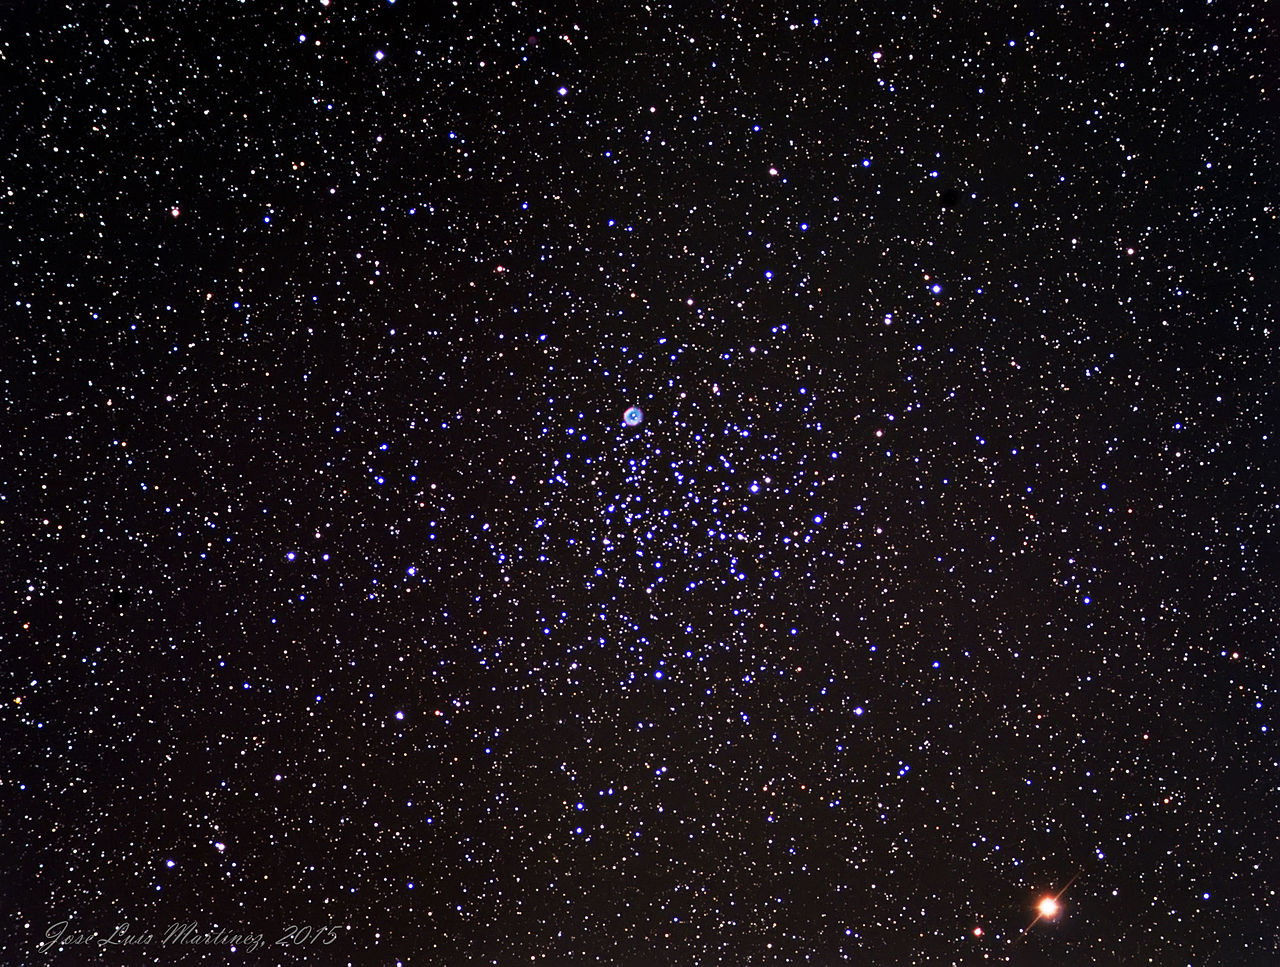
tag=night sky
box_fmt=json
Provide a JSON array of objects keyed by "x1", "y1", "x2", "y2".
[{"x1": 4, "y1": 2, "x2": 1277, "y2": 965}]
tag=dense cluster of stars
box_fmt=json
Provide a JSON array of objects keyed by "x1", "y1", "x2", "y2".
[{"x1": 4, "y1": 1, "x2": 1275, "y2": 965}]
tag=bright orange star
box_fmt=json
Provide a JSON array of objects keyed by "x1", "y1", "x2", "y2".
[{"x1": 1014, "y1": 869, "x2": 1083, "y2": 945}]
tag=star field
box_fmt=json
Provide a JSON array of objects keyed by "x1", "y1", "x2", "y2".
[{"x1": 4, "y1": 2, "x2": 1277, "y2": 964}]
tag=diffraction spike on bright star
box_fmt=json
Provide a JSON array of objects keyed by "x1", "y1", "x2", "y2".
[{"x1": 1014, "y1": 869, "x2": 1083, "y2": 945}]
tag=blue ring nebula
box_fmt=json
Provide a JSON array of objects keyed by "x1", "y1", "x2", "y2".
[{"x1": 623, "y1": 406, "x2": 644, "y2": 426}]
